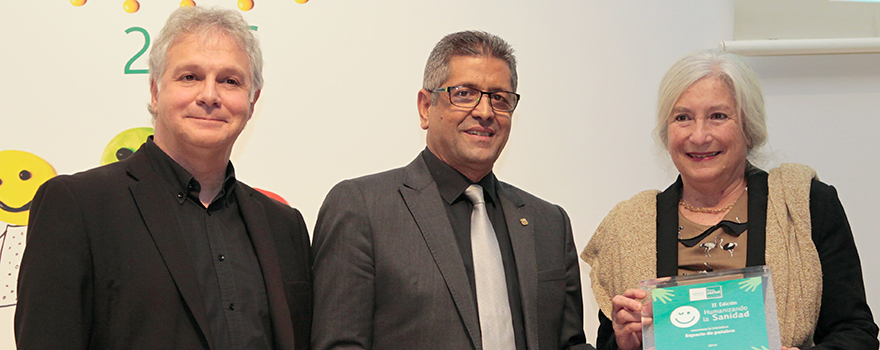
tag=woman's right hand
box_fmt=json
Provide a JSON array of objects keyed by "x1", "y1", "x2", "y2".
[{"x1": 611, "y1": 289, "x2": 648, "y2": 350}]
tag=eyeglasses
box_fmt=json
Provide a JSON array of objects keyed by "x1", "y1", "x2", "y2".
[{"x1": 431, "y1": 86, "x2": 520, "y2": 113}]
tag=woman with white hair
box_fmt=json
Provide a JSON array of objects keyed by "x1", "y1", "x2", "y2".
[{"x1": 581, "y1": 49, "x2": 878, "y2": 350}]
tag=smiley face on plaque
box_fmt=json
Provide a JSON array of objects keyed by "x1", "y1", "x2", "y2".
[{"x1": 670, "y1": 305, "x2": 700, "y2": 328}]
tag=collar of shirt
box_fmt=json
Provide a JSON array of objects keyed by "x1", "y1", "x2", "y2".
[
  {"x1": 142, "y1": 136, "x2": 238, "y2": 207},
  {"x1": 420, "y1": 147, "x2": 500, "y2": 207}
]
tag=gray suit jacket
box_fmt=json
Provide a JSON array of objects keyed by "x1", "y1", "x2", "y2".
[{"x1": 311, "y1": 155, "x2": 591, "y2": 350}]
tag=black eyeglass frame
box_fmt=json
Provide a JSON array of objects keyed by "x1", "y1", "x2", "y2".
[{"x1": 430, "y1": 86, "x2": 521, "y2": 113}]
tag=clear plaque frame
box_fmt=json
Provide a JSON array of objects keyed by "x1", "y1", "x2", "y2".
[{"x1": 639, "y1": 266, "x2": 781, "y2": 350}]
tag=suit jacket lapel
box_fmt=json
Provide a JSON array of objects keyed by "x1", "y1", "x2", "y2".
[
  {"x1": 235, "y1": 185, "x2": 296, "y2": 350},
  {"x1": 745, "y1": 168, "x2": 768, "y2": 267},
  {"x1": 656, "y1": 177, "x2": 682, "y2": 278},
  {"x1": 498, "y1": 186, "x2": 539, "y2": 350},
  {"x1": 125, "y1": 151, "x2": 216, "y2": 349},
  {"x1": 399, "y1": 156, "x2": 481, "y2": 349}
]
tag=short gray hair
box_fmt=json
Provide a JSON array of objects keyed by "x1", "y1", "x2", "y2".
[
  {"x1": 148, "y1": 6, "x2": 263, "y2": 118},
  {"x1": 655, "y1": 49, "x2": 767, "y2": 154},
  {"x1": 422, "y1": 30, "x2": 517, "y2": 93}
]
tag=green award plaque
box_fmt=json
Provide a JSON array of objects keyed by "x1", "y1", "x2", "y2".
[{"x1": 640, "y1": 266, "x2": 781, "y2": 350}]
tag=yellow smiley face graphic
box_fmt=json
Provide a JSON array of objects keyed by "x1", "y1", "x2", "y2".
[
  {"x1": 0, "y1": 150, "x2": 57, "y2": 226},
  {"x1": 100, "y1": 127, "x2": 154, "y2": 166}
]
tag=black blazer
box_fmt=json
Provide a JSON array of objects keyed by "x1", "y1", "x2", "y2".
[{"x1": 15, "y1": 147, "x2": 312, "y2": 350}]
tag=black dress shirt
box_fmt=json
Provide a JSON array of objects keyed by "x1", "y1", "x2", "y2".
[
  {"x1": 421, "y1": 148, "x2": 527, "y2": 350},
  {"x1": 143, "y1": 138, "x2": 273, "y2": 350}
]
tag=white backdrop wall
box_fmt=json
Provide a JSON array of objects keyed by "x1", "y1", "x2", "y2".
[{"x1": 1, "y1": 1, "x2": 877, "y2": 348}]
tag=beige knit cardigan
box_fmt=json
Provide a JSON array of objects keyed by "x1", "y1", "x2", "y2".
[{"x1": 581, "y1": 163, "x2": 823, "y2": 348}]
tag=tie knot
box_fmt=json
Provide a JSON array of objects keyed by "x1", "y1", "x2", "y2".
[{"x1": 464, "y1": 184, "x2": 485, "y2": 205}]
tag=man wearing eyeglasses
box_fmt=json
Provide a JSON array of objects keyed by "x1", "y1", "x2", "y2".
[{"x1": 311, "y1": 30, "x2": 593, "y2": 350}]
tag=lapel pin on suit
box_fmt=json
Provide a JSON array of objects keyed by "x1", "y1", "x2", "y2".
[{"x1": 520, "y1": 218, "x2": 528, "y2": 226}]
